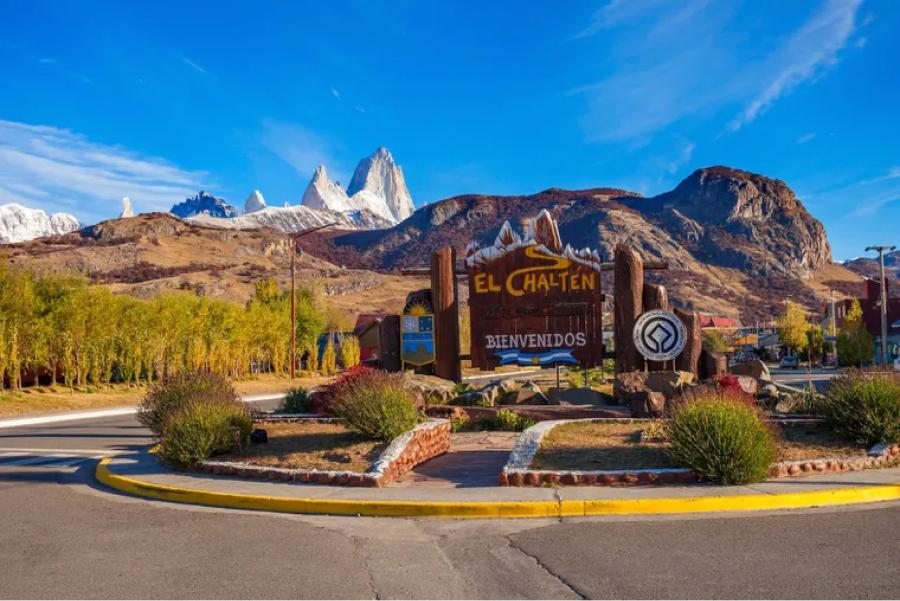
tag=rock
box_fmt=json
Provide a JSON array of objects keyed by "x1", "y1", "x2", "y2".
[
  {"x1": 646, "y1": 371, "x2": 695, "y2": 398},
  {"x1": 758, "y1": 381, "x2": 779, "y2": 399},
  {"x1": 630, "y1": 391, "x2": 666, "y2": 417},
  {"x1": 515, "y1": 380, "x2": 547, "y2": 404},
  {"x1": 614, "y1": 370, "x2": 648, "y2": 404},
  {"x1": 699, "y1": 350, "x2": 727, "y2": 380},
  {"x1": 733, "y1": 375, "x2": 759, "y2": 396},
  {"x1": 250, "y1": 428, "x2": 268, "y2": 444},
  {"x1": 731, "y1": 359, "x2": 771, "y2": 381},
  {"x1": 403, "y1": 373, "x2": 457, "y2": 405}
]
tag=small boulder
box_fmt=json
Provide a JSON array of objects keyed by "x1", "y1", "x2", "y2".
[
  {"x1": 731, "y1": 359, "x2": 771, "y2": 381},
  {"x1": 630, "y1": 391, "x2": 666, "y2": 418},
  {"x1": 733, "y1": 375, "x2": 759, "y2": 396},
  {"x1": 646, "y1": 371, "x2": 695, "y2": 398},
  {"x1": 700, "y1": 350, "x2": 728, "y2": 380},
  {"x1": 250, "y1": 428, "x2": 268, "y2": 444},
  {"x1": 614, "y1": 370, "x2": 648, "y2": 404},
  {"x1": 515, "y1": 380, "x2": 547, "y2": 404}
]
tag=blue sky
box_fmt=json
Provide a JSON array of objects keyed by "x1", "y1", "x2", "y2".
[{"x1": 0, "y1": 0, "x2": 897, "y2": 260}]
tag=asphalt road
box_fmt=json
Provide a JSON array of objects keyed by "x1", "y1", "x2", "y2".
[
  {"x1": 1, "y1": 396, "x2": 898, "y2": 599},
  {"x1": 769, "y1": 366, "x2": 837, "y2": 392}
]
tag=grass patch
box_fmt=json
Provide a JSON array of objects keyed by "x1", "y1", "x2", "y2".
[
  {"x1": 531, "y1": 422, "x2": 675, "y2": 471},
  {"x1": 220, "y1": 421, "x2": 386, "y2": 472}
]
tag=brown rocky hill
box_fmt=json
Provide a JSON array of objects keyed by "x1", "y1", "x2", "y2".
[
  {"x1": 1, "y1": 213, "x2": 427, "y2": 315},
  {"x1": 843, "y1": 250, "x2": 900, "y2": 297},
  {"x1": 299, "y1": 167, "x2": 861, "y2": 321}
]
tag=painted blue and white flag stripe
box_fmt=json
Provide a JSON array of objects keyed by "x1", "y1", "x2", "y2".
[{"x1": 494, "y1": 348, "x2": 577, "y2": 366}]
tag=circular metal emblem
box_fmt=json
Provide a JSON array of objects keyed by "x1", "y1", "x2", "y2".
[{"x1": 632, "y1": 310, "x2": 686, "y2": 361}]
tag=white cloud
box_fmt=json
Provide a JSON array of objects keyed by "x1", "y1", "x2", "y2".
[
  {"x1": 181, "y1": 56, "x2": 208, "y2": 74},
  {"x1": 331, "y1": 87, "x2": 341, "y2": 99},
  {"x1": 667, "y1": 141, "x2": 696, "y2": 174},
  {"x1": 728, "y1": 0, "x2": 860, "y2": 131},
  {"x1": 259, "y1": 120, "x2": 344, "y2": 182},
  {"x1": 796, "y1": 132, "x2": 816, "y2": 144},
  {"x1": 574, "y1": 0, "x2": 862, "y2": 142},
  {"x1": 0, "y1": 119, "x2": 207, "y2": 222}
]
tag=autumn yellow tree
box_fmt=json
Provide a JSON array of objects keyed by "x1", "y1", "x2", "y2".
[{"x1": 777, "y1": 301, "x2": 809, "y2": 355}]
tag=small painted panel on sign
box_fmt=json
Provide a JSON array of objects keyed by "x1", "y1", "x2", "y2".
[
  {"x1": 401, "y1": 314, "x2": 435, "y2": 366},
  {"x1": 633, "y1": 310, "x2": 686, "y2": 362}
]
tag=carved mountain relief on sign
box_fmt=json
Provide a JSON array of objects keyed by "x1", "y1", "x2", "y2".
[{"x1": 466, "y1": 210, "x2": 604, "y2": 370}]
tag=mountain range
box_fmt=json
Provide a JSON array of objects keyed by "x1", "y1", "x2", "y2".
[{"x1": 0, "y1": 158, "x2": 886, "y2": 320}]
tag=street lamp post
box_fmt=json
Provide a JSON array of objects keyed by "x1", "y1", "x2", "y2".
[
  {"x1": 866, "y1": 245, "x2": 896, "y2": 369},
  {"x1": 288, "y1": 222, "x2": 338, "y2": 379}
]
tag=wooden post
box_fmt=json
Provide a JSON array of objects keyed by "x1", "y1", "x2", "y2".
[
  {"x1": 431, "y1": 247, "x2": 462, "y2": 383},
  {"x1": 614, "y1": 245, "x2": 644, "y2": 374},
  {"x1": 290, "y1": 240, "x2": 296, "y2": 379},
  {"x1": 379, "y1": 315, "x2": 402, "y2": 372},
  {"x1": 674, "y1": 307, "x2": 700, "y2": 378},
  {"x1": 641, "y1": 282, "x2": 668, "y2": 372}
]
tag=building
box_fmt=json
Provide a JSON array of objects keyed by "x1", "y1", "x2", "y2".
[
  {"x1": 353, "y1": 313, "x2": 389, "y2": 363},
  {"x1": 830, "y1": 278, "x2": 900, "y2": 364}
]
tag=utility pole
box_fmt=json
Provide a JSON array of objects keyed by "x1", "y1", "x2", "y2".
[
  {"x1": 288, "y1": 222, "x2": 338, "y2": 379},
  {"x1": 866, "y1": 245, "x2": 896, "y2": 369}
]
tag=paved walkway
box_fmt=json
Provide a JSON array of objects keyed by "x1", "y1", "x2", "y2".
[{"x1": 390, "y1": 432, "x2": 518, "y2": 488}]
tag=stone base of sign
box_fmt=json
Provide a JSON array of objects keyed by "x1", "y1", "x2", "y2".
[
  {"x1": 769, "y1": 442, "x2": 900, "y2": 478},
  {"x1": 699, "y1": 350, "x2": 728, "y2": 380},
  {"x1": 198, "y1": 419, "x2": 450, "y2": 487},
  {"x1": 424, "y1": 404, "x2": 631, "y2": 423}
]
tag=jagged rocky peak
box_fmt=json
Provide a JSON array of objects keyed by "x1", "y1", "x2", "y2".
[
  {"x1": 644, "y1": 166, "x2": 832, "y2": 277},
  {"x1": 301, "y1": 165, "x2": 351, "y2": 213},
  {"x1": 347, "y1": 146, "x2": 415, "y2": 222},
  {"x1": 119, "y1": 197, "x2": 135, "y2": 219},
  {"x1": 244, "y1": 190, "x2": 266, "y2": 214},
  {"x1": 0, "y1": 203, "x2": 80, "y2": 243},
  {"x1": 169, "y1": 191, "x2": 238, "y2": 219}
]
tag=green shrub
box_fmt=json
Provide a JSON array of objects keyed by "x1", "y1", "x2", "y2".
[
  {"x1": 330, "y1": 368, "x2": 420, "y2": 441},
  {"x1": 278, "y1": 387, "x2": 311, "y2": 413},
  {"x1": 666, "y1": 396, "x2": 778, "y2": 484},
  {"x1": 492, "y1": 409, "x2": 535, "y2": 432},
  {"x1": 820, "y1": 370, "x2": 900, "y2": 445},
  {"x1": 450, "y1": 413, "x2": 471, "y2": 433},
  {"x1": 157, "y1": 401, "x2": 252, "y2": 468},
  {"x1": 137, "y1": 371, "x2": 239, "y2": 436}
]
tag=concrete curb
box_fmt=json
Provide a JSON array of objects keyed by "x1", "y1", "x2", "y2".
[{"x1": 95, "y1": 457, "x2": 900, "y2": 519}]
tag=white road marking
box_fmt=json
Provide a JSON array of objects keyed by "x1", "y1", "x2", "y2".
[
  {"x1": 0, "y1": 447, "x2": 119, "y2": 456},
  {"x1": 1, "y1": 455, "x2": 69, "y2": 466},
  {"x1": 0, "y1": 393, "x2": 285, "y2": 430}
]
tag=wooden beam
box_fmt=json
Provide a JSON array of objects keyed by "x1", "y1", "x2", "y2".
[{"x1": 431, "y1": 247, "x2": 462, "y2": 383}]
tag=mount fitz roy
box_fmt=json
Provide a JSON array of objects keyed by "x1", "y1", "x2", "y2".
[{"x1": 301, "y1": 147, "x2": 415, "y2": 224}]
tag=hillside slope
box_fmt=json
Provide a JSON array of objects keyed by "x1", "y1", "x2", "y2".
[{"x1": 299, "y1": 167, "x2": 860, "y2": 321}]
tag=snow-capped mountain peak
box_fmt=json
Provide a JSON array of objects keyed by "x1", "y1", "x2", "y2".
[
  {"x1": 301, "y1": 165, "x2": 352, "y2": 214},
  {"x1": 120, "y1": 197, "x2": 135, "y2": 218},
  {"x1": 299, "y1": 147, "x2": 414, "y2": 225},
  {"x1": 347, "y1": 147, "x2": 415, "y2": 222},
  {"x1": 244, "y1": 190, "x2": 266, "y2": 214},
  {"x1": 0, "y1": 203, "x2": 80, "y2": 243},
  {"x1": 170, "y1": 191, "x2": 238, "y2": 219}
]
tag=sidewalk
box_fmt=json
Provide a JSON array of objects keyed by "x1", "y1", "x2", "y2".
[{"x1": 97, "y1": 451, "x2": 900, "y2": 518}]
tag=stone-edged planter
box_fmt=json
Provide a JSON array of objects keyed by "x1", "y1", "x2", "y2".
[
  {"x1": 501, "y1": 418, "x2": 900, "y2": 487},
  {"x1": 199, "y1": 418, "x2": 451, "y2": 487},
  {"x1": 769, "y1": 442, "x2": 900, "y2": 478},
  {"x1": 499, "y1": 418, "x2": 697, "y2": 487}
]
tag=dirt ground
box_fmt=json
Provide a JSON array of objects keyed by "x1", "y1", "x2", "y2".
[
  {"x1": 0, "y1": 373, "x2": 328, "y2": 418},
  {"x1": 220, "y1": 421, "x2": 385, "y2": 472},
  {"x1": 530, "y1": 421, "x2": 871, "y2": 471}
]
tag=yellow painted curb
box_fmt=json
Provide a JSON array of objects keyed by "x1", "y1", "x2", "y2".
[{"x1": 95, "y1": 457, "x2": 900, "y2": 519}]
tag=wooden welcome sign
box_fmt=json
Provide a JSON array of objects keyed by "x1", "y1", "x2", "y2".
[{"x1": 466, "y1": 210, "x2": 604, "y2": 370}]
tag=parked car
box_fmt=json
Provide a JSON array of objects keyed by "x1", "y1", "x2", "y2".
[{"x1": 780, "y1": 355, "x2": 800, "y2": 369}]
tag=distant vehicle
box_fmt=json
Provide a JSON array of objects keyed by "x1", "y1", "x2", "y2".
[
  {"x1": 780, "y1": 355, "x2": 800, "y2": 369},
  {"x1": 894, "y1": 356, "x2": 900, "y2": 372}
]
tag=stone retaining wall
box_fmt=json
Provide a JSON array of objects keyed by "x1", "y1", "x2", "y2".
[{"x1": 199, "y1": 418, "x2": 450, "y2": 487}]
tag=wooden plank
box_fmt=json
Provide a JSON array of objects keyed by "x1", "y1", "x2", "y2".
[
  {"x1": 642, "y1": 283, "x2": 669, "y2": 372},
  {"x1": 614, "y1": 245, "x2": 644, "y2": 374}
]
